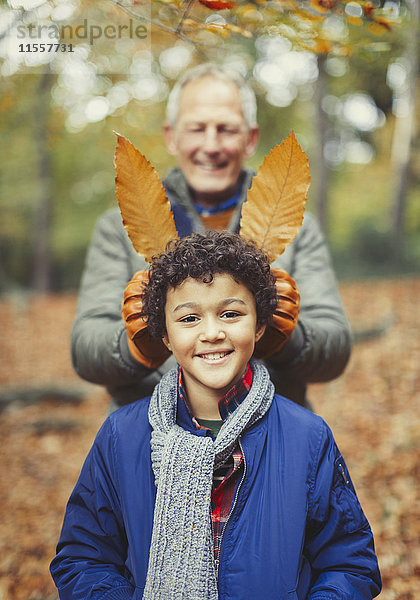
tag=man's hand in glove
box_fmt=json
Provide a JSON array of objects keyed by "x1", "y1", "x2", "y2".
[
  {"x1": 254, "y1": 268, "x2": 300, "y2": 359},
  {"x1": 122, "y1": 271, "x2": 172, "y2": 369}
]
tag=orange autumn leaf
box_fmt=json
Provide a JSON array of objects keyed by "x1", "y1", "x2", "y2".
[
  {"x1": 227, "y1": 23, "x2": 253, "y2": 36},
  {"x1": 198, "y1": 0, "x2": 236, "y2": 9},
  {"x1": 314, "y1": 39, "x2": 334, "y2": 53},
  {"x1": 114, "y1": 133, "x2": 178, "y2": 262},
  {"x1": 115, "y1": 132, "x2": 309, "y2": 264},
  {"x1": 363, "y1": 1, "x2": 375, "y2": 16},
  {"x1": 240, "y1": 132, "x2": 310, "y2": 263},
  {"x1": 310, "y1": 0, "x2": 336, "y2": 13},
  {"x1": 205, "y1": 23, "x2": 231, "y2": 36},
  {"x1": 371, "y1": 16, "x2": 393, "y2": 32},
  {"x1": 346, "y1": 15, "x2": 363, "y2": 26}
]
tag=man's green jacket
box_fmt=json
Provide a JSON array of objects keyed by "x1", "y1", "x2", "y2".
[{"x1": 71, "y1": 168, "x2": 351, "y2": 407}]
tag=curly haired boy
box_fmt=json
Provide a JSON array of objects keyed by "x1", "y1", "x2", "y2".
[{"x1": 51, "y1": 231, "x2": 381, "y2": 600}]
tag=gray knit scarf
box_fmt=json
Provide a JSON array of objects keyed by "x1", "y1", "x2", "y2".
[{"x1": 143, "y1": 360, "x2": 274, "y2": 600}]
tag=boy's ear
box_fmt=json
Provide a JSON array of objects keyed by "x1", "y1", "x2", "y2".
[
  {"x1": 162, "y1": 333, "x2": 171, "y2": 352},
  {"x1": 255, "y1": 323, "x2": 266, "y2": 343}
]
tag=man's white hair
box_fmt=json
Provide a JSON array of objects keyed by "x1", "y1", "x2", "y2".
[{"x1": 165, "y1": 63, "x2": 258, "y2": 129}]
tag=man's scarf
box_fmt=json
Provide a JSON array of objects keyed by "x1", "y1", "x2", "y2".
[{"x1": 143, "y1": 360, "x2": 274, "y2": 600}]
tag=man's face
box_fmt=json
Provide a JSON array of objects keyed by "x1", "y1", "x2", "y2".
[
  {"x1": 164, "y1": 76, "x2": 259, "y2": 207},
  {"x1": 162, "y1": 273, "x2": 265, "y2": 416}
]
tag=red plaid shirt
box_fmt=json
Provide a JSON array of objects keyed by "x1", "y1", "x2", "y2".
[{"x1": 178, "y1": 365, "x2": 253, "y2": 565}]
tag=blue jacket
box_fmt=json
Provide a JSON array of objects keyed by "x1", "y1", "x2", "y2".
[{"x1": 50, "y1": 394, "x2": 381, "y2": 599}]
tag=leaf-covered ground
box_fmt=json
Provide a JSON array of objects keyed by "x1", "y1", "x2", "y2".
[{"x1": 0, "y1": 277, "x2": 419, "y2": 599}]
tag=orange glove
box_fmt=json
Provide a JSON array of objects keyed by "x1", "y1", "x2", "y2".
[
  {"x1": 254, "y1": 268, "x2": 300, "y2": 359},
  {"x1": 122, "y1": 270, "x2": 172, "y2": 369}
]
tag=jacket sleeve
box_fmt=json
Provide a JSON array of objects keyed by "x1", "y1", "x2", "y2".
[
  {"x1": 50, "y1": 419, "x2": 135, "y2": 600},
  {"x1": 70, "y1": 209, "x2": 153, "y2": 386},
  {"x1": 305, "y1": 422, "x2": 381, "y2": 599},
  {"x1": 267, "y1": 213, "x2": 352, "y2": 383}
]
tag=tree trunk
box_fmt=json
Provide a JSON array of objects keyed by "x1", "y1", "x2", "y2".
[
  {"x1": 389, "y1": 0, "x2": 419, "y2": 263},
  {"x1": 313, "y1": 53, "x2": 330, "y2": 234},
  {"x1": 31, "y1": 70, "x2": 54, "y2": 291}
]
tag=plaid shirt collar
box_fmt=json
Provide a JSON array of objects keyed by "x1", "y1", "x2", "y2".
[
  {"x1": 176, "y1": 365, "x2": 252, "y2": 565},
  {"x1": 177, "y1": 364, "x2": 253, "y2": 429}
]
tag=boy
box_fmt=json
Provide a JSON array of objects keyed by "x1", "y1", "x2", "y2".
[{"x1": 50, "y1": 231, "x2": 381, "y2": 600}]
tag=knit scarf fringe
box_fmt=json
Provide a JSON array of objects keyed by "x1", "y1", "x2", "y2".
[{"x1": 143, "y1": 360, "x2": 274, "y2": 600}]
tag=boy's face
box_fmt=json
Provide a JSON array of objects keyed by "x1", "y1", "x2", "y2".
[{"x1": 162, "y1": 273, "x2": 265, "y2": 410}]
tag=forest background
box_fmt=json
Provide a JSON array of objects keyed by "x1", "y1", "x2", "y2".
[
  {"x1": 0, "y1": 0, "x2": 419, "y2": 598},
  {"x1": 1, "y1": 0, "x2": 419, "y2": 290}
]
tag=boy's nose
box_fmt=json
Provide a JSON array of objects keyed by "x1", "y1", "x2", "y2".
[{"x1": 199, "y1": 318, "x2": 226, "y2": 342}]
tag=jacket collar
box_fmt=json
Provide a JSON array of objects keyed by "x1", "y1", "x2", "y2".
[{"x1": 163, "y1": 167, "x2": 255, "y2": 234}]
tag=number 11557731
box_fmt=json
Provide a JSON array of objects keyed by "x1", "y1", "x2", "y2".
[{"x1": 18, "y1": 43, "x2": 74, "y2": 53}]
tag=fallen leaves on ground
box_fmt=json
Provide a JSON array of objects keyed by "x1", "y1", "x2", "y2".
[{"x1": 0, "y1": 277, "x2": 419, "y2": 599}]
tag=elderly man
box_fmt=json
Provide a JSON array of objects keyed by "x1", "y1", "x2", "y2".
[{"x1": 71, "y1": 63, "x2": 351, "y2": 409}]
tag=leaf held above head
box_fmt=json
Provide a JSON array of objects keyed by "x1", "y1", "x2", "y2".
[
  {"x1": 114, "y1": 133, "x2": 178, "y2": 263},
  {"x1": 240, "y1": 131, "x2": 310, "y2": 263}
]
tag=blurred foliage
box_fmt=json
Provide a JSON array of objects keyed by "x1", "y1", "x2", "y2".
[
  {"x1": 114, "y1": 0, "x2": 397, "y2": 53},
  {"x1": 0, "y1": 0, "x2": 419, "y2": 290},
  {"x1": 326, "y1": 99, "x2": 420, "y2": 278}
]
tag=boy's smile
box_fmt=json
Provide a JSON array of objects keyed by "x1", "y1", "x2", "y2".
[{"x1": 162, "y1": 274, "x2": 265, "y2": 419}]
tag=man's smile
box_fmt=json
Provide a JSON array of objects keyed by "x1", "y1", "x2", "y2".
[{"x1": 194, "y1": 160, "x2": 229, "y2": 171}]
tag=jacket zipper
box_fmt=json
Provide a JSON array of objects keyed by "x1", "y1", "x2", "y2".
[{"x1": 214, "y1": 437, "x2": 247, "y2": 579}]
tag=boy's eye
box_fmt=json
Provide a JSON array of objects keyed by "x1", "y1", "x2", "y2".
[
  {"x1": 179, "y1": 315, "x2": 199, "y2": 323},
  {"x1": 222, "y1": 311, "x2": 241, "y2": 319}
]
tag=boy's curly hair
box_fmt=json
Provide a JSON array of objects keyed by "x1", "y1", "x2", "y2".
[{"x1": 142, "y1": 230, "x2": 277, "y2": 339}]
